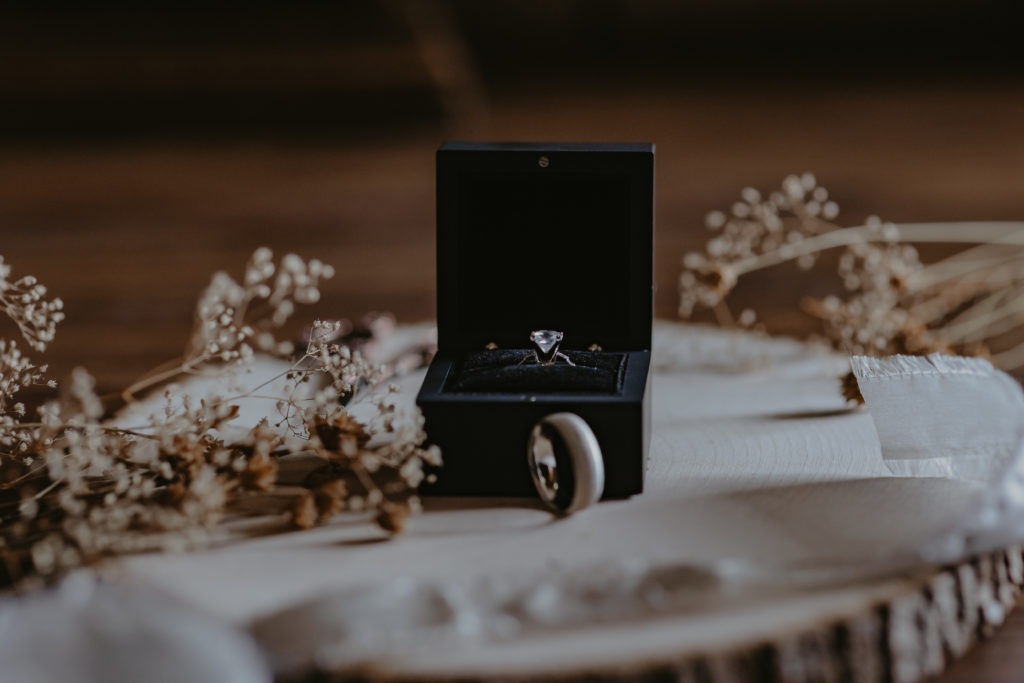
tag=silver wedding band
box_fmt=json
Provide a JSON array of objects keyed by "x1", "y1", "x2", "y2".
[{"x1": 528, "y1": 412, "x2": 604, "y2": 515}]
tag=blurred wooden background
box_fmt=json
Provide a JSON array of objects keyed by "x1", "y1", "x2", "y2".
[
  {"x1": 4, "y1": 94, "x2": 1024, "y2": 393},
  {"x1": 1, "y1": 4, "x2": 1023, "y2": 678},
  {"x1": 3, "y1": 2, "x2": 1022, "y2": 394}
]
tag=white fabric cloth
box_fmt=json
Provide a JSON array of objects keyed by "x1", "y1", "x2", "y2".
[
  {"x1": 853, "y1": 353, "x2": 1024, "y2": 561},
  {"x1": 0, "y1": 575, "x2": 270, "y2": 683}
]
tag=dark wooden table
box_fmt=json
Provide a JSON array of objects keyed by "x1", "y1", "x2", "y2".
[{"x1": 3, "y1": 84, "x2": 1024, "y2": 680}]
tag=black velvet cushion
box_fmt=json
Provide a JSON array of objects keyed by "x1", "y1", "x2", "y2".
[{"x1": 445, "y1": 349, "x2": 626, "y2": 394}]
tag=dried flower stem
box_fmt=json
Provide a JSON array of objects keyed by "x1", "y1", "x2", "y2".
[
  {"x1": 733, "y1": 222, "x2": 1024, "y2": 280},
  {"x1": 943, "y1": 286, "x2": 1024, "y2": 343},
  {"x1": 1, "y1": 249, "x2": 440, "y2": 591},
  {"x1": 993, "y1": 343, "x2": 1024, "y2": 369},
  {"x1": 121, "y1": 354, "x2": 213, "y2": 402},
  {"x1": 680, "y1": 174, "x2": 1024, "y2": 370}
]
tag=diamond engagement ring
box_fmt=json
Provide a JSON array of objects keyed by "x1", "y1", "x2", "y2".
[{"x1": 521, "y1": 330, "x2": 576, "y2": 366}]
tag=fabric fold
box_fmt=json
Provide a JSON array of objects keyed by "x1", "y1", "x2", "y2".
[{"x1": 853, "y1": 352, "x2": 1024, "y2": 560}]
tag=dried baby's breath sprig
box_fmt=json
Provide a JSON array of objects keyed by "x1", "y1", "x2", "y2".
[
  {"x1": 290, "y1": 398, "x2": 440, "y2": 533},
  {"x1": 680, "y1": 175, "x2": 1024, "y2": 372},
  {"x1": 230, "y1": 318, "x2": 383, "y2": 440},
  {"x1": 121, "y1": 249, "x2": 335, "y2": 402},
  {"x1": 1, "y1": 340, "x2": 55, "y2": 413},
  {"x1": 191, "y1": 247, "x2": 334, "y2": 358},
  {"x1": 0, "y1": 249, "x2": 438, "y2": 590},
  {"x1": 0, "y1": 255, "x2": 64, "y2": 353},
  {"x1": 0, "y1": 260, "x2": 62, "y2": 461}
]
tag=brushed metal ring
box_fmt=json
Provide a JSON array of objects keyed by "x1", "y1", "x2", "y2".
[{"x1": 528, "y1": 412, "x2": 604, "y2": 515}]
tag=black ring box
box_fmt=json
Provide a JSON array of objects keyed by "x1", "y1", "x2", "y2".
[{"x1": 416, "y1": 142, "x2": 654, "y2": 499}]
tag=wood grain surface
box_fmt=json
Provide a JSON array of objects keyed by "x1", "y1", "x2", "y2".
[{"x1": 2, "y1": 84, "x2": 1024, "y2": 680}]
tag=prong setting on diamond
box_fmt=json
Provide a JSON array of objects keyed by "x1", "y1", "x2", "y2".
[
  {"x1": 520, "y1": 329, "x2": 576, "y2": 367},
  {"x1": 530, "y1": 330, "x2": 562, "y2": 363}
]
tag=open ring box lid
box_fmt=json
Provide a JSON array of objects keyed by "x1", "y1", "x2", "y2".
[{"x1": 416, "y1": 142, "x2": 654, "y2": 499}]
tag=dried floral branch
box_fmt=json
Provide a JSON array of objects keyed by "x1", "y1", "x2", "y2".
[
  {"x1": 121, "y1": 248, "x2": 335, "y2": 402},
  {"x1": 680, "y1": 174, "x2": 1024, "y2": 373},
  {"x1": 0, "y1": 250, "x2": 439, "y2": 591},
  {"x1": 0, "y1": 255, "x2": 64, "y2": 353}
]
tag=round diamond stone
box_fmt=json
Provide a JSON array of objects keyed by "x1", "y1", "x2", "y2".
[{"x1": 530, "y1": 330, "x2": 563, "y2": 362}]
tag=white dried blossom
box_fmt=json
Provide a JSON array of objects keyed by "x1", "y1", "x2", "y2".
[
  {"x1": 187, "y1": 249, "x2": 333, "y2": 362},
  {"x1": 680, "y1": 175, "x2": 1015, "y2": 366},
  {"x1": 1, "y1": 250, "x2": 437, "y2": 589},
  {"x1": 1, "y1": 340, "x2": 50, "y2": 410},
  {"x1": 0, "y1": 255, "x2": 64, "y2": 352}
]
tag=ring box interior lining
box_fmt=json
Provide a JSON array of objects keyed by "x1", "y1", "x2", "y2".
[{"x1": 446, "y1": 349, "x2": 627, "y2": 394}]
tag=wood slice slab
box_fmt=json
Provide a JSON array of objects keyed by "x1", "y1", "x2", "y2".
[{"x1": 106, "y1": 323, "x2": 1022, "y2": 681}]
